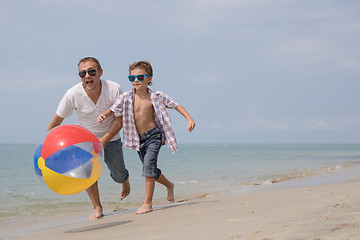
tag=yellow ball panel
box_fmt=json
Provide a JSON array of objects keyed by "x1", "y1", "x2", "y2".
[{"x1": 42, "y1": 162, "x2": 102, "y2": 195}]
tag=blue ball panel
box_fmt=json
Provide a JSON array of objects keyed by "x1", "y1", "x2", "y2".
[
  {"x1": 34, "y1": 143, "x2": 43, "y2": 177},
  {"x1": 45, "y1": 145, "x2": 93, "y2": 174}
]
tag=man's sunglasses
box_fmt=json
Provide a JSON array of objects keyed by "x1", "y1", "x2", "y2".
[
  {"x1": 78, "y1": 69, "x2": 97, "y2": 78},
  {"x1": 128, "y1": 74, "x2": 151, "y2": 82}
]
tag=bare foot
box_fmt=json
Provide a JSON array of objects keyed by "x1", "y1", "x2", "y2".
[
  {"x1": 121, "y1": 178, "x2": 130, "y2": 200},
  {"x1": 89, "y1": 206, "x2": 104, "y2": 220},
  {"x1": 136, "y1": 203, "x2": 153, "y2": 214},
  {"x1": 167, "y1": 182, "x2": 175, "y2": 202}
]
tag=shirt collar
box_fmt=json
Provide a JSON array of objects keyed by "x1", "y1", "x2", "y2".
[{"x1": 131, "y1": 87, "x2": 153, "y2": 94}]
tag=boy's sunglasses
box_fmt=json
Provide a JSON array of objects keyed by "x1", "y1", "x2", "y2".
[
  {"x1": 78, "y1": 69, "x2": 97, "y2": 78},
  {"x1": 128, "y1": 74, "x2": 151, "y2": 82}
]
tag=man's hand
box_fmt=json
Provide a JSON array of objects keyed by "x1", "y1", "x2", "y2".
[{"x1": 99, "y1": 137, "x2": 109, "y2": 149}]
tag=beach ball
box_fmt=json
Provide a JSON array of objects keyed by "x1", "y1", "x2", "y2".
[{"x1": 34, "y1": 124, "x2": 104, "y2": 195}]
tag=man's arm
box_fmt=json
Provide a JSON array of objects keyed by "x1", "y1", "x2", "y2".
[
  {"x1": 100, "y1": 116, "x2": 123, "y2": 148},
  {"x1": 47, "y1": 114, "x2": 65, "y2": 132}
]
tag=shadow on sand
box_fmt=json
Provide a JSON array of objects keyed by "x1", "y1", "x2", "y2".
[{"x1": 65, "y1": 220, "x2": 133, "y2": 233}]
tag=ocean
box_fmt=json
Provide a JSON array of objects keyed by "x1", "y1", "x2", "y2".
[{"x1": 1, "y1": 143, "x2": 360, "y2": 239}]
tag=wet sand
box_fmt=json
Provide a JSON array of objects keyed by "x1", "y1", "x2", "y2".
[{"x1": 11, "y1": 177, "x2": 360, "y2": 240}]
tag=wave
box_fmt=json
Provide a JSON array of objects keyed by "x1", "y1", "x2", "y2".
[{"x1": 249, "y1": 161, "x2": 360, "y2": 186}]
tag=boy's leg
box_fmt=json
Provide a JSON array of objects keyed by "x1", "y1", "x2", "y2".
[
  {"x1": 156, "y1": 174, "x2": 175, "y2": 202},
  {"x1": 137, "y1": 127, "x2": 174, "y2": 214},
  {"x1": 136, "y1": 176, "x2": 156, "y2": 214},
  {"x1": 86, "y1": 181, "x2": 104, "y2": 220}
]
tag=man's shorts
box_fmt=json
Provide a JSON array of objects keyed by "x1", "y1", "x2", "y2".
[{"x1": 104, "y1": 138, "x2": 129, "y2": 183}]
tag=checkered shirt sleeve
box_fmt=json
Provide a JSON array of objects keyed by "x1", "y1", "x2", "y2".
[
  {"x1": 110, "y1": 91, "x2": 140, "y2": 151},
  {"x1": 151, "y1": 90, "x2": 179, "y2": 153}
]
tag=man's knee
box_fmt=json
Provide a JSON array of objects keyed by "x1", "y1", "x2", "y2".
[{"x1": 110, "y1": 170, "x2": 129, "y2": 183}]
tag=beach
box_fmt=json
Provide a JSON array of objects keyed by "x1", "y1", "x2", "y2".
[
  {"x1": 2, "y1": 144, "x2": 360, "y2": 239},
  {"x1": 10, "y1": 176, "x2": 360, "y2": 240}
]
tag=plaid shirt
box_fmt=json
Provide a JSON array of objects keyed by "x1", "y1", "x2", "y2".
[{"x1": 110, "y1": 88, "x2": 179, "y2": 153}]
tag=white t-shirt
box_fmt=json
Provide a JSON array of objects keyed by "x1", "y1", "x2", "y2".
[{"x1": 56, "y1": 80, "x2": 122, "y2": 141}]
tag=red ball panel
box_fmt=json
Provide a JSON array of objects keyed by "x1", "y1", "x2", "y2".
[{"x1": 41, "y1": 125, "x2": 100, "y2": 159}]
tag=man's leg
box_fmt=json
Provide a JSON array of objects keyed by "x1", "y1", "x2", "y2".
[
  {"x1": 121, "y1": 176, "x2": 130, "y2": 200},
  {"x1": 104, "y1": 138, "x2": 130, "y2": 199},
  {"x1": 86, "y1": 181, "x2": 104, "y2": 220}
]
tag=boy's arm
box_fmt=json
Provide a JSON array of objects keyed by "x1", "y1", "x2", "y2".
[
  {"x1": 175, "y1": 105, "x2": 195, "y2": 132},
  {"x1": 98, "y1": 109, "x2": 114, "y2": 123}
]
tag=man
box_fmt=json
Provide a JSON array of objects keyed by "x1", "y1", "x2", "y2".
[{"x1": 47, "y1": 57, "x2": 130, "y2": 220}]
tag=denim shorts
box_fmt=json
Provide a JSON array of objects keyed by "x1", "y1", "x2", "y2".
[
  {"x1": 104, "y1": 137, "x2": 129, "y2": 183},
  {"x1": 137, "y1": 127, "x2": 162, "y2": 179}
]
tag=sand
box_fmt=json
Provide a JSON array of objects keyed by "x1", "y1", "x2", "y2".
[{"x1": 11, "y1": 178, "x2": 360, "y2": 240}]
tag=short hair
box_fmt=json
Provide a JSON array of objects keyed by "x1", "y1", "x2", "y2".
[
  {"x1": 78, "y1": 57, "x2": 102, "y2": 70},
  {"x1": 129, "y1": 60, "x2": 153, "y2": 76}
]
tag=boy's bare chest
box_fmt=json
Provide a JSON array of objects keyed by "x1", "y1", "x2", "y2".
[{"x1": 133, "y1": 97, "x2": 154, "y2": 115}]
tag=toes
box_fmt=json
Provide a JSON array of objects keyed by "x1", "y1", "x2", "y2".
[{"x1": 89, "y1": 212, "x2": 104, "y2": 220}]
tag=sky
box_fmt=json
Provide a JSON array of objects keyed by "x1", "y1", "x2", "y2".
[{"x1": 1, "y1": 0, "x2": 360, "y2": 144}]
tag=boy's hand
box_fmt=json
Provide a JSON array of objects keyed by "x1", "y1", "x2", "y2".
[
  {"x1": 98, "y1": 114, "x2": 106, "y2": 123},
  {"x1": 175, "y1": 105, "x2": 195, "y2": 132},
  {"x1": 187, "y1": 119, "x2": 195, "y2": 132}
]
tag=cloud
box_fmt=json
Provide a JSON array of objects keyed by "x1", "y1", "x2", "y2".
[
  {"x1": 232, "y1": 117, "x2": 358, "y2": 133},
  {"x1": 338, "y1": 59, "x2": 360, "y2": 70},
  {"x1": 304, "y1": 119, "x2": 332, "y2": 131},
  {"x1": 326, "y1": 116, "x2": 360, "y2": 131},
  {"x1": 0, "y1": 75, "x2": 76, "y2": 91},
  {"x1": 275, "y1": 39, "x2": 324, "y2": 55},
  {"x1": 193, "y1": 0, "x2": 253, "y2": 7},
  {"x1": 233, "y1": 117, "x2": 291, "y2": 132},
  {"x1": 0, "y1": 6, "x2": 8, "y2": 25},
  {"x1": 255, "y1": 119, "x2": 290, "y2": 131},
  {"x1": 193, "y1": 75, "x2": 222, "y2": 84}
]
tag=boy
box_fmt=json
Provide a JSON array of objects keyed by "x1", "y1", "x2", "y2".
[{"x1": 98, "y1": 61, "x2": 195, "y2": 214}]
